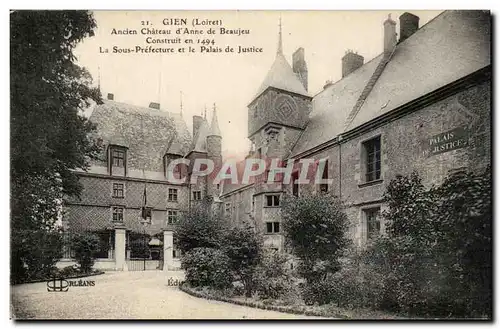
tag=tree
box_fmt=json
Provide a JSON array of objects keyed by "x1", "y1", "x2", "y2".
[
  {"x1": 71, "y1": 232, "x2": 101, "y2": 273},
  {"x1": 222, "y1": 225, "x2": 263, "y2": 297},
  {"x1": 282, "y1": 193, "x2": 349, "y2": 283},
  {"x1": 174, "y1": 202, "x2": 226, "y2": 253},
  {"x1": 10, "y1": 11, "x2": 101, "y2": 283}
]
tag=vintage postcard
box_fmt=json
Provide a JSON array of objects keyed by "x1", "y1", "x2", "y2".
[{"x1": 10, "y1": 10, "x2": 492, "y2": 320}]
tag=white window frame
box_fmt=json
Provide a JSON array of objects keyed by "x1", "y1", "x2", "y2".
[
  {"x1": 167, "y1": 210, "x2": 179, "y2": 225},
  {"x1": 111, "y1": 206, "x2": 124, "y2": 222},
  {"x1": 168, "y1": 188, "x2": 178, "y2": 202}
]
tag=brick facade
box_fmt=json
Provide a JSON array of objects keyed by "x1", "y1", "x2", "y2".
[{"x1": 221, "y1": 11, "x2": 491, "y2": 250}]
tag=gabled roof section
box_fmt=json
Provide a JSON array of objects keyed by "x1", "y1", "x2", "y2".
[
  {"x1": 166, "y1": 112, "x2": 192, "y2": 155},
  {"x1": 192, "y1": 119, "x2": 210, "y2": 153},
  {"x1": 345, "y1": 10, "x2": 491, "y2": 131},
  {"x1": 253, "y1": 53, "x2": 309, "y2": 100},
  {"x1": 89, "y1": 100, "x2": 192, "y2": 171}
]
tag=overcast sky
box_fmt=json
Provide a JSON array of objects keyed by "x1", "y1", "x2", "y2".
[{"x1": 74, "y1": 10, "x2": 443, "y2": 159}]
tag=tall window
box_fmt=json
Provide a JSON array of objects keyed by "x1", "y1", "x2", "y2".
[
  {"x1": 112, "y1": 207, "x2": 124, "y2": 222},
  {"x1": 167, "y1": 210, "x2": 178, "y2": 224},
  {"x1": 265, "y1": 194, "x2": 280, "y2": 207},
  {"x1": 292, "y1": 172, "x2": 299, "y2": 196},
  {"x1": 363, "y1": 136, "x2": 381, "y2": 182},
  {"x1": 266, "y1": 222, "x2": 280, "y2": 234},
  {"x1": 112, "y1": 149, "x2": 125, "y2": 167},
  {"x1": 225, "y1": 203, "x2": 231, "y2": 216},
  {"x1": 112, "y1": 183, "x2": 124, "y2": 198},
  {"x1": 319, "y1": 160, "x2": 329, "y2": 193},
  {"x1": 168, "y1": 188, "x2": 178, "y2": 202},
  {"x1": 364, "y1": 207, "x2": 381, "y2": 240},
  {"x1": 193, "y1": 191, "x2": 202, "y2": 201}
]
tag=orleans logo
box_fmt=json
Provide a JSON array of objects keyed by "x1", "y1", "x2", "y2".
[
  {"x1": 47, "y1": 277, "x2": 96, "y2": 292},
  {"x1": 47, "y1": 278, "x2": 69, "y2": 292}
]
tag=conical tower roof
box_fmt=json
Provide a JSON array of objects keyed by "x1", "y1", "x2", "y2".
[
  {"x1": 208, "y1": 105, "x2": 221, "y2": 137},
  {"x1": 252, "y1": 18, "x2": 309, "y2": 100}
]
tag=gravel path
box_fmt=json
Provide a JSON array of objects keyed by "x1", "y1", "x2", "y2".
[{"x1": 11, "y1": 271, "x2": 321, "y2": 319}]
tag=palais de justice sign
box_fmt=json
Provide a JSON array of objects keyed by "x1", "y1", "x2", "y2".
[{"x1": 426, "y1": 126, "x2": 469, "y2": 157}]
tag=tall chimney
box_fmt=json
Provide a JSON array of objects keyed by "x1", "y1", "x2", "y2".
[
  {"x1": 192, "y1": 115, "x2": 204, "y2": 138},
  {"x1": 149, "y1": 102, "x2": 160, "y2": 110},
  {"x1": 399, "y1": 12, "x2": 420, "y2": 43},
  {"x1": 341, "y1": 50, "x2": 364, "y2": 78},
  {"x1": 384, "y1": 14, "x2": 397, "y2": 54},
  {"x1": 107, "y1": 93, "x2": 114, "y2": 100},
  {"x1": 292, "y1": 47, "x2": 308, "y2": 91}
]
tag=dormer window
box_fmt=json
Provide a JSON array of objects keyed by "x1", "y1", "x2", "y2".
[
  {"x1": 112, "y1": 149, "x2": 125, "y2": 167},
  {"x1": 108, "y1": 145, "x2": 127, "y2": 176},
  {"x1": 164, "y1": 154, "x2": 184, "y2": 180}
]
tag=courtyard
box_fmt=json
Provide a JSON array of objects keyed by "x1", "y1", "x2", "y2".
[{"x1": 10, "y1": 271, "x2": 321, "y2": 320}]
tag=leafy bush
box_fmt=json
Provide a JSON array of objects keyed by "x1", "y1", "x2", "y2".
[
  {"x1": 70, "y1": 232, "x2": 100, "y2": 273},
  {"x1": 365, "y1": 168, "x2": 492, "y2": 317},
  {"x1": 174, "y1": 203, "x2": 226, "y2": 253},
  {"x1": 255, "y1": 251, "x2": 298, "y2": 302},
  {"x1": 181, "y1": 247, "x2": 233, "y2": 289},
  {"x1": 222, "y1": 225, "x2": 263, "y2": 297},
  {"x1": 58, "y1": 264, "x2": 81, "y2": 278},
  {"x1": 282, "y1": 193, "x2": 349, "y2": 305}
]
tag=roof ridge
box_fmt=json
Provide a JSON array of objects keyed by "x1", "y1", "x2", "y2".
[
  {"x1": 103, "y1": 100, "x2": 181, "y2": 117},
  {"x1": 343, "y1": 47, "x2": 396, "y2": 130}
]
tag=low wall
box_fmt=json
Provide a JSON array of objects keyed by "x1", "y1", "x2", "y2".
[
  {"x1": 56, "y1": 259, "x2": 117, "y2": 271},
  {"x1": 57, "y1": 258, "x2": 182, "y2": 271},
  {"x1": 168, "y1": 259, "x2": 181, "y2": 270}
]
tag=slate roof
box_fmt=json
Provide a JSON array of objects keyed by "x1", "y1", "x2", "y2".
[
  {"x1": 345, "y1": 10, "x2": 491, "y2": 130},
  {"x1": 291, "y1": 55, "x2": 382, "y2": 156},
  {"x1": 253, "y1": 53, "x2": 309, "y2": 101},
  {"x1": 290, "y1": 10, "x2": 491, "y2": 157},
  {"x1": 89, "y1": 100, "x2": 192, "y2": 172}
]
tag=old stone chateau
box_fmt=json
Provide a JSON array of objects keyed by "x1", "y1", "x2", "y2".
[{"x1": 61, "y1": 10, "x2": 491, "y2": 271}]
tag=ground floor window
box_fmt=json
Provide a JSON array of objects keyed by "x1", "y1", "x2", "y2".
[
  {"x1": 95, "y1": 231, "x2": 114, "y2": 259},
  {"x1": 364, "y1": 207, "x2": 381, "y2": 241}
]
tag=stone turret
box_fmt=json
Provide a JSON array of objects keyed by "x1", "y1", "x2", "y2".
[{"x1": 207, "y1": 104, "x2": 222, "y2": 198}]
